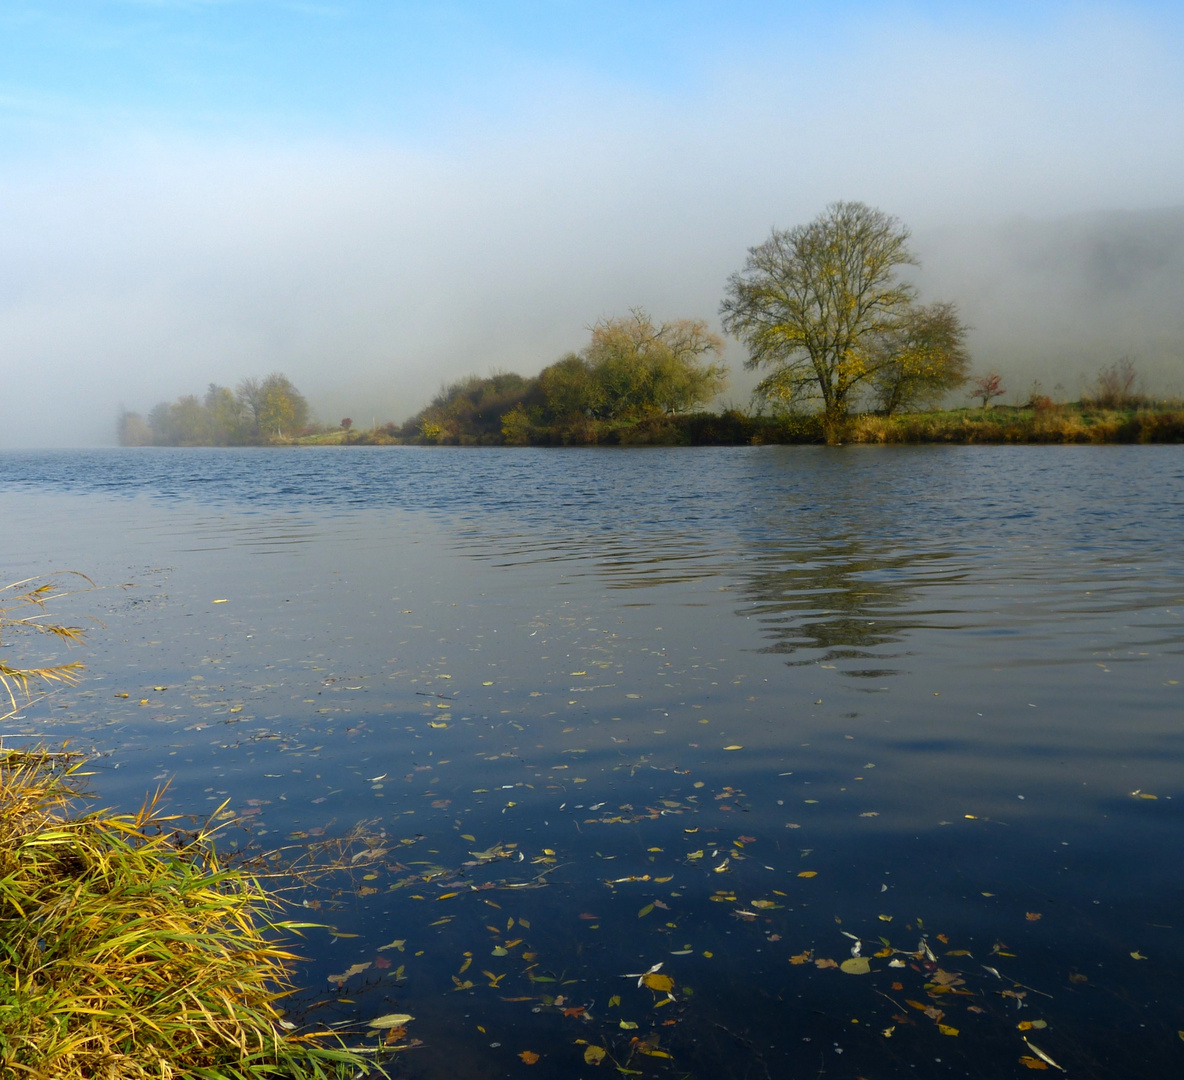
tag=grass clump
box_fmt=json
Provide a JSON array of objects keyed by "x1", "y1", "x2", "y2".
[{"x1": 0, "y1": 749, "x2": 378, "y2": 1080}]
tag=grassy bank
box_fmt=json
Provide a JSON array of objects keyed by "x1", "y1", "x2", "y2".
[
  {"x1": 0, "y1": 748, "x2": 379, "y2": 1080},
  {"x1": 288, "y1": 403, "x2": 1184, "y2": 447}
]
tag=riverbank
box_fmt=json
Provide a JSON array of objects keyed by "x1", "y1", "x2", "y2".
[
  {"x1": 0, "y1": 748, "x2": 381, "y2": 1080},
  {"x1": 287, "y1": 403, "x2": 1184, "y2": 447}
]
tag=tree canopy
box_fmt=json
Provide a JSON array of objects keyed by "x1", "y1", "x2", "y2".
[
  {"x1": 118, "y1": 373, "x2": 311, "y2": 446},
  {"x1": 720, "y1": 201, "x2": 968, "y2": 435}
]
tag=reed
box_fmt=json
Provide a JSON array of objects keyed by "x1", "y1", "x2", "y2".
[{"x1": 0, "y1": 749, "x2": 379, "y2": 1080}]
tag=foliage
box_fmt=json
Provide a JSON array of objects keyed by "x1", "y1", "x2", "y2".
[
  {"x1": 575, "y1": 309, "x2": 727, "y2": 418},
  {"x1": 721, "y1": 201, "x2": 935, "y2": 437},
  {"x1": 0, "y1": 749, "x2": 380, "y2": 1080},
  {"x1": 868, "y1": 301, "x2": 971, "y2": 415},
  {"x1": 118, "y1": 375, "x2": 312, "y2": 446},
  {"x1": 968, "y1": 372, "x2": 1006, "y2": 407}
]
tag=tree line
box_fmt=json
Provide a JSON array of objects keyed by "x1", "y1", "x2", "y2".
[
  {"x1": 118, "y1": 374, "x2": 310, "y2": 446},
  {"x1": 119, "y1": 200, "x2": 1174, "y2": 449}
]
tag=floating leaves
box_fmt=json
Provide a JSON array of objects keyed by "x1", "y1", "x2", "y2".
[
  {"x1": 367, "y1": 1013, "x2": 413, "y2": 1029},
  {"x1": 584, "y1": 1045, "x2": 607, "y2": 1065},
  {"x1": 839, "y1": 957, "x2": 870, "y2": 975},
  {"x1": 518, "y1": 1050, "x2": 540, "y2": 1064}
]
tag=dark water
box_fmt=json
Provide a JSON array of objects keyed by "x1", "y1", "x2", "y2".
[{"x1": 2, "y1": 446, "x2": 1182, "y2": 1079}]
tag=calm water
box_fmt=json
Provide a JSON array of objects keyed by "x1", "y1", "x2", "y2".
[{"x1": 2, "y1": 446, "x2": 1182, "y2": 1079}]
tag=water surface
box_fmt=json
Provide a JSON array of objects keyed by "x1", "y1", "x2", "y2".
[{"x1": 2, "y1": 446, "x2": 1182, "y2": 1079}]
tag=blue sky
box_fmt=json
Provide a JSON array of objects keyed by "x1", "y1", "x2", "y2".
[{"x1": 2, "y1": 2, "x2": 1183, "y2": 443}]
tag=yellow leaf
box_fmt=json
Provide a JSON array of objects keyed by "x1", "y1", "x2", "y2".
[
  {"x1": 608, "y1": 995, "x2": 621, "y2": 1008},
  {"x1": 519, "y1": 1050, "x2": 539, "y2": 1064},
  {"x1": 797, "y1": 871, "x2": 818, "y2": 878},
  {"x1": 638, "y1": 904, "x2": 654, "y2": 918},
  {"x1": 840, "y1": 957, "x2": 871, "y2": 975},
  {"x1": 367, "y1": 1013, "x2": 413, "y2": 1028},
  {"x1": 437, "y1": 891, "x2": 459, "y2": 901},
  {"x1": 619, "y1": 1020, "x2": 638, "y2": 1030},
  {"x1": 641, "y1": 972, "x2": 675, "y2": 993},
  {"x1": 212, "y1": 598, "x2": 229, "y2": 603},
  {"x1": 788, "y1": 951, "x2": 811, "y2": 965},
  {"x1": 1019, "y1": 1056, "x2": 1050, "y2": 1070},
  {"x1": 937, "y1": 1024, "x2": 959, "y2": 1036},
  {"x1": 584, "y1": 1045, "x2": 607, "y2": 1065},
  {"x1": 723, "y1": 745, "x2": 743, "y2": 751}
]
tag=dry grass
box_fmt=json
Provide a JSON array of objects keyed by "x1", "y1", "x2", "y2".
[
  {"x1": 846, "y1": 405, "x2": 1184, "y2": 444},
  {"x1": 0, "y1": 749, "x2": 380, "y2": 1080}
]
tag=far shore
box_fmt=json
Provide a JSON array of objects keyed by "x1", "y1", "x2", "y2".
[{"x1": 272, "y1": 403, "x2": 1184, "y2": 448}]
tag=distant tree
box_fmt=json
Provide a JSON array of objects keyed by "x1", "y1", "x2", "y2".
[
  {"x1": 869, "y1": 301, "x2": 971, "y2": 415},
  {"x1": 969, "y1": 372, "x2": 1006, "y2": 408},
  {"x1": 235, "y1": 377, "x2": 264, "y2": 433},
  {"x1": 204, "y1": 383, "x2": 245, "y2": 444},
  {"x1": 721, "y1": 201, "x2": 920, "y2": 438},
  {"x1": 116, "y1": 409, "x2": 153, "y2": 446},
  {"x1": 340, "y1": 417, "x2": 353, "y2": 431},
  {"x1": 538, "y1": 354, "x2": 604, "y2": 419},
  {"x1": 255, "y1": 373, "x2": 310, "y2": 438},
  {"x1": 1086, "y1": 357, "x2": 1143, "y2": 409},
  {"x1": 579, "y1": 309, "x2": 727, "y2": 418},
  {"x1": 500, "y1": 405, "x2": 532, "y2": 445}
]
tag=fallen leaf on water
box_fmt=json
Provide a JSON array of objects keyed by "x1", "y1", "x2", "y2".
[
  {"x1": 367, "y1": 1013, "x2": 413, "y2": 1028},
  {"x1": 519, "y1": 1050, "x2": 539, "y2": 1064},
  {"x1": 212, "y1": 598, "x2": 228, "y2": 603},
  {"x1": 641, "y1": 972, "x2": 675, "y2": 993},
  {"x1": 789, "y1": 951, "x2": 811, "y2": 965},
  {"x1": 328, "y1": 963, "x2": 371, "y2": 986},
  {"x1": 814, "y1": 958, "x2": 838, "y2": 970},
  {"x1": 840, "y1": 957, "x2": 871, "y2": 975},
  {"x1": 1019, "y1": 1056, "x2": 1050, "y2": 1071},
  {"x1": 619, "y1": 1020, "x2": 638, "y2": 1030},
  {"x1": 723, "y1": 745, "x2": 743, "y2": 751},
  {"x1": 638, "y1": 904, "x2": 654, "y2": 918},
  {"x1": 437, "y1": 892, "x2": 459, "y2": 901},
  {"x1": 1131, "y1": 950, "x2": 1148, "y2": 959},
  {"x1": 378, "y1": 939, "x2": 405, "y2": 952},
  {"x1": 937, "y1": 1024, "x2": 959, "y2": 1037},
  {"x1": 1024, "y1": 1040, "x2": 1065, "y2": 1071},
  {"x1": 1026, "y1": 912, "x2": 1042, "y2": 922},
  {"x1": 797, "y1": 871, "x2": 818, "y2": 878},
  {"x1": 608, "y1": 995, "x2": 621, "y2": 1008},
  {"x1": 584, "y1": 1045, "x2": 607, "y2": 1065},
  {"x1": 1017, "y1": 1020, "x2": 1048, "y2": 1031}
]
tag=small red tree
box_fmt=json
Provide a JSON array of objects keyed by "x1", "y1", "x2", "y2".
[
  {"x1": 340, "y1": 417, "x2": 353, "y2": 431},
  {"x1": 969, "y1": 373, "x2": 1005, "y2": 408}
]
